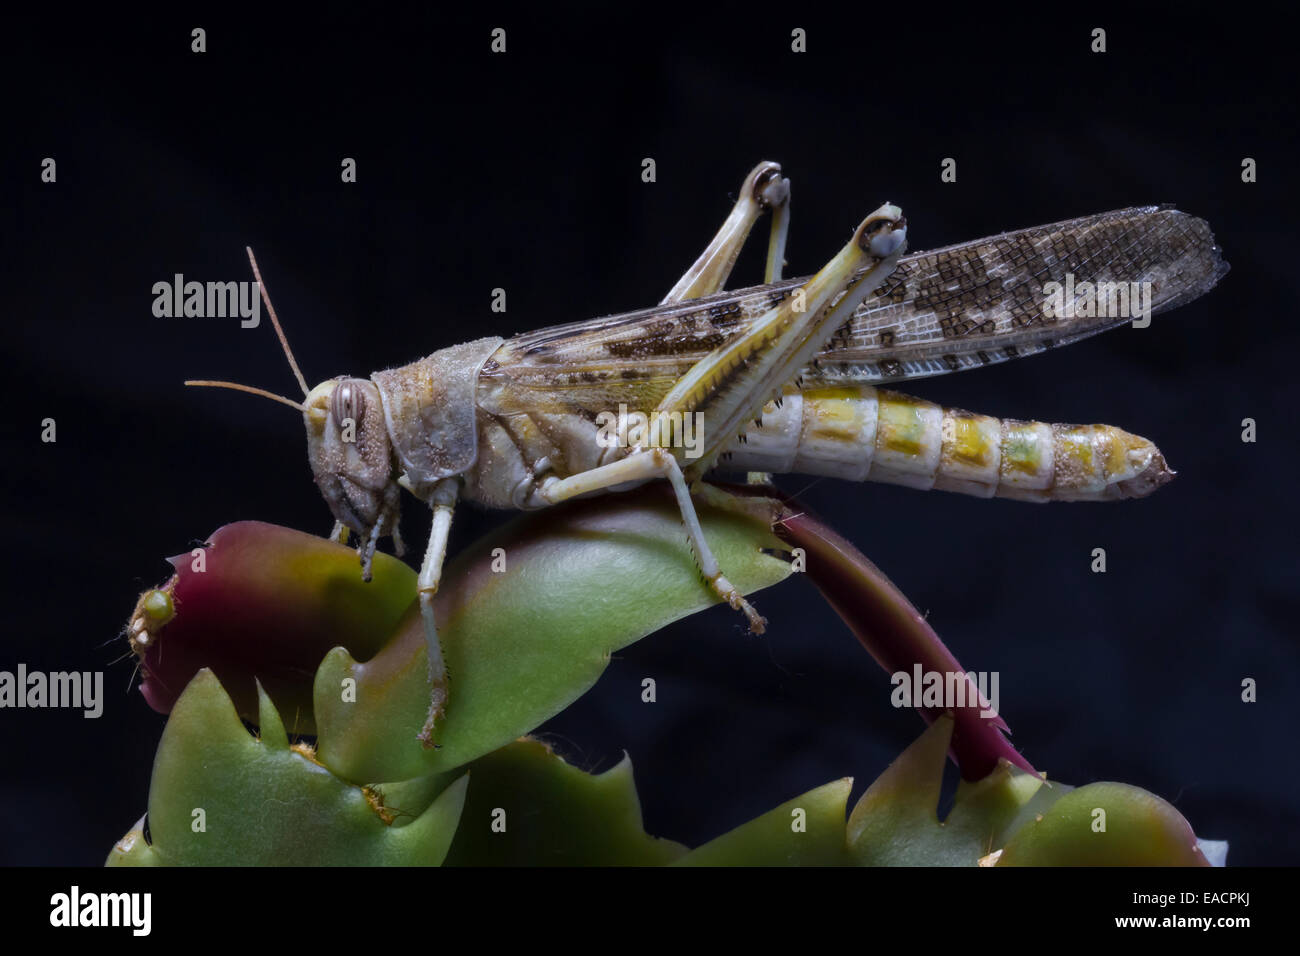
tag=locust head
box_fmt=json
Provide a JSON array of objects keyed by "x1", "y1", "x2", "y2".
[
  {"x1": 185, "y1": 248, "x2": 402, "y2": 581},
  {"x1": 303, "y1": 377, "x2": 400, "y2": 552}
]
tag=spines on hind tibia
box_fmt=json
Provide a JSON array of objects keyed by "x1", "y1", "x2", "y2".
[{"x1": 717, "y1": 385, "x2": 1173, "y2": 501}]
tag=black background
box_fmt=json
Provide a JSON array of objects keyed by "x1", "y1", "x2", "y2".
[{"x1": 4, "y1": 7, "x2": 1298, "y2": 866}]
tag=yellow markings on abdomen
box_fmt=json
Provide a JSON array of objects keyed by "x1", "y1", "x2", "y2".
[
  {"x1": 1041, "y1": 423, "x2": 1170, "y2": 501},
  {"x1": 870, "y1": 390, "x2": 944, "y2": 489},
  {"x1": 997, "y1": 421, "x2": 1055, "y2": 497},
  {"x1": 721, "y1": 384, "x2": 1172, "y2": 501},
  {"x1": 793, "y1": 387, "x2": 877, "y2": 480},
  {"x1": 935, "y1": 410, "x2": 1002, "y2": 498}
]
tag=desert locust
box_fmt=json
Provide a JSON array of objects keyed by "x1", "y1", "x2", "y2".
[{"x1": 187, "y1": 161, "x2": 1228, "y2": 746}]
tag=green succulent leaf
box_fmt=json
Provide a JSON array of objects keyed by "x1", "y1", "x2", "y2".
[
  {"x1": 847, "y1": 716, "x2": 1065, "y2": 866},
  {"x1": 845, "y1": 716, "x2": 1208, "y2": 866},
  {"x1": 112, "y1": 671, "x2": 467, "y2": 865},
  {"x1": 109, "y1": 491, "x2": 1220, "y2": 867},
  {"x1": 674, "y1": 779, "x2": 853, "y2": 866},
  {"x1": 315, "y1": 491, "x2": 791, "y2": 783},
  {"x1": 995, "y1": 783, "x2": 1211, "y2": 866},
  {"x1": 943, "y1": 762, "x2": 1071, "y2": 862},
  {"x1": 443, "y1": 737, "x2": 687, "y2": 865}
]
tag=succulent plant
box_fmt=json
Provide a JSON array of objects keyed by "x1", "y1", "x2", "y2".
[{"x1": 108, "y1": 489, "x2": 1219, "y2": 866}]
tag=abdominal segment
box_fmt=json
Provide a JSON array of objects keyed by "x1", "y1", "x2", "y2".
[{"x1": 718, "y1": 385, "x2": 1173, "y2": 501}]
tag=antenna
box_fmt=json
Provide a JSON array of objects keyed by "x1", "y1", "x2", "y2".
[
  {"x1": 184, "y1": 380, "x2": 307, "y2": 412},
  {"x1": 246, "y1": 246, "x2": 310, "y2": 397}
]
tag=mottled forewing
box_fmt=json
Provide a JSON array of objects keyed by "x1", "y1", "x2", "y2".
[
  {"x1": 480, "y1": 207, "x2": 1228, "y2": 417},
  {"x1": 818, "y1": 207, "x2": 1229, "y2": 382}
]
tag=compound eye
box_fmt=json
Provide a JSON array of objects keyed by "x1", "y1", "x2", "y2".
[{"x1": 331, "y1": 379, "x2": 366, "y2": 426}]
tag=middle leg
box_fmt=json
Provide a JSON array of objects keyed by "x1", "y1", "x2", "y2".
[
  {"x1": 414, "y1": 478, "x2": 458, "y2": 748},
  {"x1": 537, "y1": 448, "x2": 767, "y2": 633}
]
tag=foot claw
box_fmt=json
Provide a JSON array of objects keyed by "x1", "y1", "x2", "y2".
[{"x1": 713, "y1": 573, "x2": 766, "y2": 634}]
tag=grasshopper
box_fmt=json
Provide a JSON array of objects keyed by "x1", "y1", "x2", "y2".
[{"x1": 188, "y1": 161, "x2": 1227, "y2": 748}]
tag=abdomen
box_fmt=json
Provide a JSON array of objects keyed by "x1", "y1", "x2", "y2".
[{"x1": 718, "y1": 385, "x2": 1172, "y2": 501}]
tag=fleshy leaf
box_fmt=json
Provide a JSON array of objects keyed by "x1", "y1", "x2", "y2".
[
  {"x1": 674, "y1": 779, "x2": 853, "y2": 866},
  {"x1": 315, "y1": 490, "x2": 791, "y2": 782},
  {"x1": 126, "y1": 521, "x2": 415, "y2": 733},
  {"x1": 848, "y1": 716, "x2": 965, "y2": 865},
  {"x1": 846, "y1": 717, "x2": 1207, "y2": 866},
  {"x1": 125, "y1": 669, "x2": 466, "y2": 865},
  {"x1": 942, "y1": 762, "x2": 1068, "y2": 864},
  {"x1": 442, "y1": 737, "x2": 686, "y2": 865},
  {"x1": 847, "y1": 716, "x2": 1061, "y2": 866},
  {"x1": 996, "y1": 783, "x2": 1211, "y2": 866}
]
